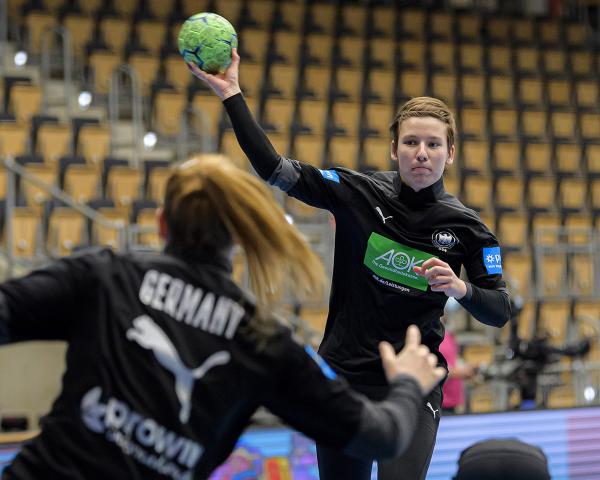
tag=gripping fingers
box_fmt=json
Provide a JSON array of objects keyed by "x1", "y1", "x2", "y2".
[
  {"x1": 405, "y1": 325, "x2": 421, "y2": 347},
  {"x1": 427, "y1": 353, "x2": 438, "y2": 367}
]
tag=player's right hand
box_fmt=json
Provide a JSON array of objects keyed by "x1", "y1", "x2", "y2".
[
  {"x1": 379, "y1": 325, "x2": 447, "y2": 395},
  {"x1": 187, "y1": 48, "x2": 242, "y2": 101}
]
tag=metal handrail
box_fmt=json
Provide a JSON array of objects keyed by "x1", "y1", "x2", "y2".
[
  {"x1": 177, "y1": 105, "x2": 214, "y2": 161},
  {"x1": 3, "y1": 156, "x2": 127, "y2": 276},
  {"x1": 0, "y1": 0, "x2": 7, "y2": 70},
  {"x1": 40, "y1": 25, "x2": 74, "y2": 117},
  {"x1": 108, "y1": 65, "x2": 143, "y2": 168}
]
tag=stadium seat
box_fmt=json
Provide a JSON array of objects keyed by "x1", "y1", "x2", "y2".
[
  {"x1": 527, "y1": 177, "x2": 556, "y2": 213},
  {"x1": 9, "y1": 84, "x2": 42, "y2": 125},
  {"x1": 213, "y1": 0, "x2": 243, "y2": 27},
  {"x1": 219, "y1": 131, "x2": 249, "y2": 170},
  {"x1": 555, "y1": 144, "x2": 582, "y2": 177},
  {"x1": 63, "y1": 15, "x2": 94, "y2": 60},
  {"x1": 301, "y1": 65, "x2": 331, "y2": 101},
  {"x1": 398, "y1": 71, "x2": 427, "y2": 101},
  {"x1": 503, "y1": 252, "x2": 532, "y2": 295},
  {"x1": 113, "y1": 0, "x2": 139, "y2": 18},
  {"x1": 430, "y1": 41, "x2": 455, "y2": 72},
  {"x1": 512, "y1": 18, "x2": 536, "y2": 45},
  {"x1": 63, "y1": 164, "x2": 98, "y2": 204},
  {"x1": 462, "y1": 175, "x2": 492, "y2": 213},
  {"x1": 543, "y1": 49, "x2": 568, "y2": 77},
  {"x1": 292, "y1": 135, "x2": 325, "y2": 167},
  {"x1": 398, "y1": 9, "x2": 425, "y2": 39},
  {"x1": 497, "y1": 212, "x2": 528, "y2": 251},
  {"x1": 575, "y1": 81, "x2": 598, "y2": 110},
  {"x1": 91, "y1": 207, "x2": 129, "y2": 249},
  {"x1": 362, "y1": 137, "x2": 393, "y2": 171},
  {"x1": 339, "y1": 4, "x2": 366, "y2": 37},
  {"x1": 307, "y1": 3, "x2": 336, "y2": 35},
  {"x1": 239, "y1": 29, "x2": 269, "y2": 64},
  {"x1": 494, "y1": 176, "x2": 523, "y2": 212},
  {"x1": 367, "y1": 38, "x2": 395, "y2": 71},
  {"x1": 570, "y1": 51, "x2": 594, "y2": 78},
  {"x1": 550, "y1": 111, "x2": 577, "y2": 141},
  {"x1": 521, "y1": 110, "x2": 547, "y2": 141},
  {"x1": 4, "y1": 207, "x2": 40, "y2": 258},
  {"x1": 88, "y1": 51, "x2": 120, "y2": 95},
  {"x1": 537, "y1": 300, "x2": 570, "y2": 344},
  {"x1": 245, "y1": 0, "x2": 275, "y2": 30},
  {"x1": 78, "y1": 0, "x2": 103, "y2": 16},
  {"x1": 275, "y1": 1, "x2": 305, "y2": 32},
  {"x1": 105, "y1": 166, "x2": 141, "y2": 209},
  {"x1": 146, "y1": 167, "x2": 170, "y2": 205},
  {"x1": 559, "y1": 177, "x2": 586, "y2": 213},
  {"x1": 487, "y1": 46, "x2": 511, "y2": 74},
  {"x1": 0, "y1": 123, "x2": 28, "y2": 157},
  {"x1": 328, "y1": 136, "x2": 359, "y2": 169},
  {"x1": 147, "y1": 0, "x2": 174, "y2": 20},
  {"x1": 266, "y1": 64, "x2": 298, "y2": 99},
  {"x1": 297, "y1": 100, "x2": 328, "y2": 136},
  {"x1": 460, "y1": 74, "x2": 485, "y2": 108},
  {"x1": 457, "y1": 14, "x2": 482, "y2": 42},
  {"x1": 46, "y1": 207, "x2": 86, "y2": 256},
  {"x1": 398, "y1": 40, "x2": 426, "y2": 71},
  {"x1": 21, "y1": 164, "x2": 55, "y2": 211},
  {"x1": 539, "y1": 20, "x2": 561, "y2": 47},
  {"x1": 181, "y1": 0, "x2": 211, "y2": 19},
  {"x1": 490, "y1": 109, "x2": 517, "y2": 140},
  {"x1": 492, "y1": 141, "x2": 521, "y2": 175},
  {"x1": 128, "y1": 53, "x2": 160, "y2": 96},
  {"x1": 580, "y1": 113, "x2": 600, "y2": 141},
  {"x1": 366, "y1": 70, "x2": 395, "y2": 104},
  {"x1": 591, "y1": 178, "x2": 600, "y2": 213},
  {"x1": 523, "y1": 143, "x2": 552, "y2": 175},
  {"x1": 586, "y1": 145, "x2": 600, "y2": 176},
  {"x1": 570, "y1": 253, "x2": 594, "y2": 297},
  {"x1": 24, "y1": 11, "x2": 55, "y2": 54},
  {"x1": 488, "y1": 75, "x2": 514, "y2": 107},
  {"x1": 36, "y1": 124, "x2": 71, "y2": 165},
  {"x1": 134, "y1": 208, "x2": 160, "y2": 249},
  {"x1": 564, "y1": 213, "x2": 593, "y2": 244},
  {"x1": 271, "y1": 31, "x2": 301, "y2": 65},
  {"x1": 548, "y1": 385, "x2": 576, "y2": 409},
  {"x1": 458, "y1": 44, "x2": 483, "y2": 74},
  {"x1": 333, "y1": 67, "x2": 362, "y2": 102},
  {"x1": 261, "y1": 98, "x2": 295, "y2": 135},
  {"x1": 461, "y1": 108, "x2": 487, "y2": 140},
  {"x1": 335, "y1": 37, "x2": 365, "y2": 69},
  {"x1": 371, "y1": 5, "x2": 395, "y2": 38},
  {"x1": 191, "y1": 94, "x2": 224, "y2": 140},
  {"x1": 460, "y1": 140, "x2": 489, "y2": 175},
  {"x1": 430, "y1": 73, "x2": 456, "y2": 107},
  {"x1": 136, "y1": 20, "x2": 166, "y2": 55},
  {"x1": 547, "y1": 80, "x2": 572, "y2": 108},
  {"x1": 517, "y1": 78, "x2": 544, "y2": 108},
  {"x1": 304, "y1": 33, "x2": 333, "y2": 66},
  {"x1": 430, "y1": 11, "x2": 453, "y2": 41},
  {"x1": 486, "y1": 18, "x2": 510, "y2": 44},
  {"x1": 326, "y1": 101, "x2": 357, "y2": 137},
  {"x1": 99, "y1": 17, "x2": 131, "y2": 56},
  {"x1": 444, "y1": 175, "x2": 460, "y2": 197},
  {"x1": 77, "y1": 124, "x2": 111, "y2": 167},
  {"x1": 515, "y1": 47, "x2": 540, "y2": 76},
  {"x1": 362, "y1": 103, "x2": 394, "y2": 138},
  {"x1": 153, "y1": 90, "x2": 186, "y2": 136}
]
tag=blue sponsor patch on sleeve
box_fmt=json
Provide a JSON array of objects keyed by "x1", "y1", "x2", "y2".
[
  {"x1": 304, "y1": 345, "x2": 337, "y2": 380},
  {"x1": 483, "y1": 247, "x2": 503, "y2": 274},
  {"x1": 319, "y1": 169, "x2": 340, "y2": 183}
]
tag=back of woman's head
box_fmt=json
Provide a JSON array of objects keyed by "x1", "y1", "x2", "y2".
[{"x1": 163, "y1": 155, "x2": 325, "y2": 315}]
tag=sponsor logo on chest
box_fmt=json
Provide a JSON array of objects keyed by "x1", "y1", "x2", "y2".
[{"x1": 363, "y1": 232, "x2": 437, "y2": 291}]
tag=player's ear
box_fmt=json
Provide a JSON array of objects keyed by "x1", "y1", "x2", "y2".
[
  {"x1": 157, "y1": 208, "x2": 169, "y2": 241},
  {"x1": 391, "y1": 140, "x2": 398, "y2": 161},
  {"x1": 446, "y1": 144, "x2": 455, "y2": 166}
]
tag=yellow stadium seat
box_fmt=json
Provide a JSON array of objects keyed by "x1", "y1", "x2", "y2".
[
  {"x1": 63, "y1": 165, "x2": 98, "y2": 204},
  {"x1": 339, "y1": 3, "x2": 366, "y2": 37},
  {"x1": 88, "y1": 51, "x2": 120, "y2": 95},
  {"x1": 92, "y1": 207, "x2": 129, "y2": 249},
  {"x1": 147, "y1": 167, "x2": 170, "y2": 205},
  {"x1": 298, "y1": 100, "x2": 328, "y2": 136},
  {"x1": 99, "y1": 17, "x2": 130, "y2": 55},
  {"x1": 330, "y1": 102, "x2": 360, "y2": 137},
  {"x1": 302, "y1": 65, "x2": 331, "y2": 101},
  {"x1": 494, "y1": 176, "x2": 523, "y2": 212},
  {"x1": 460, "y1": 141, "x2": 489, "y2": 175},
  {"x1": 25, "y1": 11, "x2": 55, "y2": 54},
  {"x1": 462, "y1": 176, "x2": 492, "y2": 213},
  {"x1": 430, "y1": 73, "x2": 456, "y2": 107},
  {"x1": 106, "y1": 166, "x2": 141, "y2": 208},
  {"x1": 497, "y1": 212, "x2": 528, "y2": 251},
  {"x1": 9, "y1": 84, "x2": 42, "y2": 125},
  {"x1": 363, "y1": 103, "x2": 394, "y2": 138},
  {"x1": 488, "y1": 75, "x2": 514, "y2": 106},
  {"x1": 398, "y1": 40, "x2": 425, "y2": 70},
  {"x1": 77, "y1": 124, "x2": 111, "y2": 167},
  {"x1": 367, "y1": 70, "x2": 395, "y2": 104},
  {"x1": 368, "y1": 38, "x2": 395, "y2": 71},
  {"x1": 136, "y1": 20, "x2": 166, "y2": 55},
  {"x1": 371, "y1": 5, "x2": 395, "y2": 38},
  {"x1": 399, "y1": 71, "x2": 426, "y2": 100},
  {"x1": 261, "y1": 98, "x2": 294, "y2": 135},
  {"x1": 0, "y1": 123, "x2": 28, "y2": 157},
  {"x1": 460, "y1": 74, "x2": 485, "y2": 107},
  {"x1": 293, "y1": 135, "x2": 325, "y2": 167},
  {"x1": 527, "y1": 177, "x2": 555, "y2": 212},
  {"x1": 36, "y1": 124, "x2": 71, "y2": 165},
  {"x1": 524, "y1": 143, "x2": 552, "y2": 174},
  {"x1": 430, "y1": 41, "x2": 455, "y2": 72},
  {"x1": 362, "y1": 137, "x2": 393, "y2": 171},
  {"x1": 272, "y1": 32, "x2": 301, "y2": 65},
  {"x1": 492, "y1": 141, "x2": 520, "y2": 175},
  {"x1": 47, "y1": 207, "x2": 86, "y2": 256},
  {"x1": 21, "y1": 164, "x2": 55, "y2": 211},
  {"x1": 267, "y1": 64, "x2": 298, "y2": 99},
  {"x1": 4, "y1": 207, "x2": 40, "y2": 258},
  {"x1": 128, "y1": 54, "x2": 160, "y2": 96},
  {"x1": 328, "y1": 136, "x2": 359, "y2": 170},
  {"x1": 399, "y1": 9, "x2": 425, "y2": 39},
  {"x1": 153, "y1": 90, "x2": 186, "y2": 136},
  {"x1": 490, "y1": 109, "x2": 517, "y2": 139}
]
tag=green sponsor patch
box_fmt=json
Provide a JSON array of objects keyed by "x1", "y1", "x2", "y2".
[{"x1": 363, "y1": 232, "x2": 437, "y2": 291}]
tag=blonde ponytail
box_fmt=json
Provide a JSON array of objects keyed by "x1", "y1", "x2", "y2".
[{"x1": 163, "y1": 155, "x2": 325, "y2": 324}]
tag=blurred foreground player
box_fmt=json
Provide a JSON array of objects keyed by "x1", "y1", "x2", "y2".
[{"x1": 0, "y1": 156, "x2": 445, "y2": 479}]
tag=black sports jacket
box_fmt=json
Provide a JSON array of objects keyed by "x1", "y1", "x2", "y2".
[
  {"x1": 223, "y1": 93, "x2": 512, "y2": 386},
  {"x1": 0, "y1": 247, "x2": 423, "y2": 480}
]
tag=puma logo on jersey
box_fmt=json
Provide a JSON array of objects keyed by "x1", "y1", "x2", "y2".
[
  {"x1": 375, "y1": 206, "x2": 393, "y2": 224},
  {"x1": 127, "y1": 315, "x2": 230, "y2": 423},
  {"x1": 426, "y1": 402, "x2": 439, "y2": 419}
]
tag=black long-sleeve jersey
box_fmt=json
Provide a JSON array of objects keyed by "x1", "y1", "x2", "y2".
[
  {"x1": 0, "y1": 246, "x2": 425, "y2": 480},
  {"x1": 223, "y1": 93, "x2": 512, "y2": 386}
]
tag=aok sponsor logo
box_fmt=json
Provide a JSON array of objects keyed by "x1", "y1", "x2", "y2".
[{"x1": 363, "y1": 232, "x2": 437, "y2": 291}]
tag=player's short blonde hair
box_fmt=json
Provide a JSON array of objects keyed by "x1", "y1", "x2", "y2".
[
  {"x1": 390, "y1": 97, "x2": 457, "y2": 150},
  {"x1": 163, "y1": 155, "x2": 324, "y2": 318}
]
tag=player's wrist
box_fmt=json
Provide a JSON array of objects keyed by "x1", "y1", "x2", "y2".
[
  {"x1": 222, "y1": 86, "x2": 242, "y2": 100},
  {"x1": 453, "y1": 280, "x2": 468, "y2": 300}
]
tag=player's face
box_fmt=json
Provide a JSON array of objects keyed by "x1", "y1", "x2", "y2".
[{"x1": 392, "y1": 117, "x2": 455, "y2": 192}]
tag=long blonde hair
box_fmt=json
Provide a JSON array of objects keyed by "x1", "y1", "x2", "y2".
[{"x1": 163, "y1": 155, "x2": 325, "y2": 322}]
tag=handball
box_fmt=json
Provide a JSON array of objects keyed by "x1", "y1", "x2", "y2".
[{"x1": 178, "y1": 12, "x2": 238, "y2": 74}]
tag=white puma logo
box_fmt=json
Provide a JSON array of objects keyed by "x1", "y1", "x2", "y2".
[
  {"x1": 426, "y1": 402, "x2": 439, "y2": 419},
  {"x1": 375, "y1": 206, "x2": 393, "y2": 224},
  {"x1": 126, "y1": 315, "x2": 230, "y2": 424}
]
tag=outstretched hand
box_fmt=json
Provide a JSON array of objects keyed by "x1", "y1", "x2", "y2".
[
  {"x1": 379, "y1": 325, "x2": 446, "y2": 395},
  {"x1": 413, "y1": 258, "x2": 467, "y2": 299},
  {"x1": 187, "y1": 48, "x2": 242, "y2": 100}
]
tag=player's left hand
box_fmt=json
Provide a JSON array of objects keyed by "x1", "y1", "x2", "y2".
[{"x1": 413, "y1": 258, "x2": 467, "y2": 299}]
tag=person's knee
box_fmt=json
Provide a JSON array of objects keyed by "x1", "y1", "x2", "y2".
[{"x1": 453, "y1": 439, "x2": 551, "y2": 480}]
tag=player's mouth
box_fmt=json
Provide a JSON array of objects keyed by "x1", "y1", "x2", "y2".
[{"x1": 412, "y1": 166, "x2": 431, "y2": 174}]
